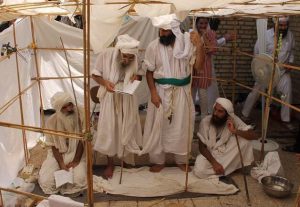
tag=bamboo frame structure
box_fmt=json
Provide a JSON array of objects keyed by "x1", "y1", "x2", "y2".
[
  {"x1": 1, "y1": 2, "x2": 300, "y2": 207},
  {"x1": 12, "y1": 22, "x2": 29, "y2": 165}
]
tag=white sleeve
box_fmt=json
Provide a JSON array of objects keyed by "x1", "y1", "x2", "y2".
[
  {"x1": 143, "y1": 41, "x2": 156, "y2": 72},
  {"x1": 254, "y1": 40, "x2": 259, "y2": 55},
  {"x1": 91, "y1": 52, "x2": 104, "y2": 76},
  {"x1": 217, "y1": 37, "x2": 226, "y2": 47}
]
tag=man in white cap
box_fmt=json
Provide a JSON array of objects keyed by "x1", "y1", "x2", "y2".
[
  {"x1": 242, "y1": 16, "x2": 295, "y2": 128},
  {"x1": 143, "y1": 14, "x2": 204, "y2": 172},
  {"x1": 92, "y1": 34, "x2": 143, "y2": 178},
  {"x1": 39, "y1": 92, "x2": 86, "y2": 195},
  {"x1": 193, "y1": 98, "x2": 258, "y2": 178}
]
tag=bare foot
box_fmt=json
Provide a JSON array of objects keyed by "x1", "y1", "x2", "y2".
[
  {"x1": 149, "y1": 164, "x2": 165, "y2": 172},
  {"x1": 177, "y1": 164, "x2": 191, "y2": 172},
  {"x1": 103, "y1": 164, "x2": 114, "y2": 179}
]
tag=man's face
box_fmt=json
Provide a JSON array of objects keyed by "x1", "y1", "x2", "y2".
[
  {"x1": 159, "y1": 29, "x2": 176, "y2": 46},
  {"x1": 120, "y1": 53, "x2": 135, "y2": 67},
  {"x1": 211, "y1": 103, "x2": 228, "y2": 127},
  {"x1": 61, "y1": 102, "x2": 75, "y2": 116},
  {"x1": 196, "y1": 18, "x2": 209, "y2": 33},
  {"x1": 278, "y1": 21, "x2": 289, "y2": 38}
]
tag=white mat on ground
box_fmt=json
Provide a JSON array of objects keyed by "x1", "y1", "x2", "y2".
[{"x1": 93, "y1": 167, "x2": 239, "y2": 197}]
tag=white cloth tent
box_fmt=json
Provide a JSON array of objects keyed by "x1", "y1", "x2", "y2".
[{"x1": 0, "y1": 15, "x2": 158, "y2": 187}]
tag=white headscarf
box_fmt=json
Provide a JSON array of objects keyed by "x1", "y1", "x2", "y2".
[
  {"x1": 215, "y1": 97, "x2": 234, "y2": 116},
  {"x1": 115, "y1": 34, "x2": 140, "y2": 55},
  {"x1": 272, "y1": 16, "x2": 289, "y2": 23},
  {"x1": 51, "y1": 92, "x2": 74, "y2": 111},
  {"x1": 151, "y1": 13, "x2": 178, "y2": 30}
]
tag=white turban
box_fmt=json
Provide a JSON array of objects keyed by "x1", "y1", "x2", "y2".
[
  {"x1": 151, "y1": 13, "x2": 178, "y2": 30},
  {"x1": 215, "y1": 97, "x2": 234, "y2": 116},
  {"x1": 51, "y1": 92, "x2": 74, "y2": 111},
  {"x1": 272, "y1": 16, "x2": 289, "y2": 23},
  {"x1": 115, "y1": 34, "x2": 140, "y2": 55}
]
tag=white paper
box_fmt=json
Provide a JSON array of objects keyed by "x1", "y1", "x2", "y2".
[
  {"x1": 54, "y1": 168, "x2": 73, "y2": 188},
  {"x1": 114, "y1": 80, "x2": 141, "y2": 95}
]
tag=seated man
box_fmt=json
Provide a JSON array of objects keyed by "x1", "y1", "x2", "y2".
[
  {"x1": 193, "y1": 98, "x2": 259, "y2": 178},
  {"x1": 39, "y1": 92, "x2": 86, "y2": 195}
]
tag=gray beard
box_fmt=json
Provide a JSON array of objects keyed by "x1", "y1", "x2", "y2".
[{"x1": 57, "y1": 111, "x2": 78, "y2": 132}]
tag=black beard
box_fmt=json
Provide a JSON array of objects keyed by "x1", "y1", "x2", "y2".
[
  {"x1": 279, "y1": 29, "x2": 288, "y2": 38},
  {"x1": 211, "y1": 114, "x2": 228, "y2": 128},
  {"x1": 159, "y1": 33, "x2": 176, "y2": 46}
]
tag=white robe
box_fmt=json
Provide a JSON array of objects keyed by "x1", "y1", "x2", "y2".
[
  {"x1": 92, "y1": 48, "x2": 143, "y2": 159},
  {"x1": 38, "y1": 108, "x2": 86, "y2": 195},
  {"x1": 193, "y1": 115, "x2": 254, "y2": 178},
  {"x1": 143, "y1": 37, "x2": 194, "y2": 157}
]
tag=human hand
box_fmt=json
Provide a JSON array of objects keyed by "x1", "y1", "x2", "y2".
[
  {"x1": 227, "y1": 117, "x2": 237, "y2": 134},
  {"x1": 212, "y1": 161, "x2": 225, "y2": 175},
  {"x1": 66, "y1": 161, "x2": 80, "y2": 169},
  {"x1": 130, "y1": 75, "x2": 141, "y2": 82},
  {"x1": 151, "y1": 92, "x2": 161, "y2": 108},
  {"x1": 59, "y1": 162, "x2": 69, "y2": 171},
  {"x1": 104, "y1": 80, "x2": 115, "y2": 93},
  {"x1": 224, "y1": 32, "x2": 236, "y2": 42}
]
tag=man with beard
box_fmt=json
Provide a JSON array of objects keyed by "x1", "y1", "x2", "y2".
[
  {"x1": 92, "y1": 34, "x2": 143, "y2": 178},
  {"x1": 143, "y1": 14, "x2": 204, "y2": 173},
  {"x1": 242, "y1": 16, "x2": 295, "y2": 127},
  {"x1": 39, "y1": 92, "x2": 86, "y2": 195},
  {"x1": 193, "y1": 98, "x2": 258, "y2": 178}
]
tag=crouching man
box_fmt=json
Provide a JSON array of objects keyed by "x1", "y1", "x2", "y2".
[
  {"x1": 193, "y1": 98, "x2": 259, "y2": 178},
  {"x1": 39, "y1": 92, "x2": 86, "y2": 195}
]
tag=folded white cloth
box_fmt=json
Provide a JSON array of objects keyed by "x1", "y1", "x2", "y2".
[{"x1": 251, "y1": 151, "x2": 284, "y2": 183}]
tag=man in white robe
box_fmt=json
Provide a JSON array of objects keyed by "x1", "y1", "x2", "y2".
[
  {"x1": 143, "y1": 14, "x2": 204, "y2": 172},
  {"x1": 39, "y1": 92, "x2": 86, "y2": 195},
  {"x1": 242, "y1": 16, "x2": 295, "y2": 125},
  {"x1": 194, "y1": 98, "x2": 259, "y2": 178},
  {"x1": 92, "y1": 34, "x2": 143, "y2": 178}
]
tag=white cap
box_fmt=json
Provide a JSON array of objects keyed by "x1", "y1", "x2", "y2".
[
  {"x1": 272, "y1": 16, "x2": 289, "y2": 23},
  {"x1": 115, "y1": 34, "x2": 140, "y2": 54},
  {"x1": 214, "y1": 97, "x2": 234, "y2": 116},
  {"x1": 151, "y1": 13, "x2": 178, "y2": 30}
]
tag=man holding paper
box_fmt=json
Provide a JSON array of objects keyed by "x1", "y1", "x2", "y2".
[
  {"x1": 39, "y1": 92, "x2": 86, "y2": 195},
  {"x1": 92, "y1": 34, "x2": 143, "y2": 178}
]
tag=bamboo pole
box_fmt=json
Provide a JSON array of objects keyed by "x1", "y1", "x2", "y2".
[
  {"x1": 13, "y1": 23, "x2": 29, "y2": 165},
  {"x1": 0, "y1": 121, "x2": 84, "y2": 140},
  {"x1": 36, "y1": 47, "x2": 91, "y2": 51},
  {"x1": 30, "y1": 16, "x2": 46, "y2": 130},
  {"x1": 0, "y1": 187, "x2": 46, "y2": 201},
  {"x1": 233, "y1": 80, "x2": 300, "y2": 113},
  {"x1": 83, "y1": 0, "x2": 94, "y2": 205},
  {"x1": 0, "y1": 81, "x2": 37, "y2": 116},
  {"x1": 260, "y1": 17, "x2": 279, "y2": 161},
  {"x1": 231, "y1": 18, "x2": 238, "y2": 102},
  {"x1": 31, "y1": 76, "x2": 85, "y2": 81}
]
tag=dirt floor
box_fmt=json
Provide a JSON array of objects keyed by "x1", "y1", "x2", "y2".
[{"x1": 14, "y1": 105, "x2": 300, "y2": 207}]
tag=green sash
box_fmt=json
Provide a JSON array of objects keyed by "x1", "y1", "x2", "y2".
[{"x1": 154, "y1": 75, "x2": 191, "y2": 86}]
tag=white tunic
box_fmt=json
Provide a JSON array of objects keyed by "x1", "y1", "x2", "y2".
[
  {"x1": 38, "y1": 108, "x2": 86, "y2": 195},
  {"x1": 143, "y1": 38, "x2": 194, "y2": 156},
  {"x1": 92, "y1": 48, "x2": 143, "y2": 158},
  {"x1": 193, "y1": 115, "x2": 254, "y2": 178}
]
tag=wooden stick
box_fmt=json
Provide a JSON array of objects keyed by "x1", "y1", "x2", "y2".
[
  {"x1": 30, "y1": 17, "x2": 46, "y2": 130},
  {"x1": 260, "y1": 17, "x2": 279, "y2": 162},
  {"x1": 36, "y1": 47, "x2": 91, "y2": 51},
  {"x1": 0, "y1": 121, "x2": 84, "y2": 139},
  {"x1": 295, "y1": 185, "x2": 300, "y2": 207},
  {"x1": 0, "y1": 187, "x2": 46, "y2": 201},
  {"x1": 83, "y1": 0, "x2": 94, "y2": 206},
  {"x1": 13, "y1": 23, "x2": 29, "y2": 165},
  {"x1": 31, "y1": 76, "x2": 85, "y2": 81},
  {"x1": 0, "y1": 81, "x2": 37, "y2": 116},
  {"x1": 234, "y1": 134, "x2": 251, "y2": 206},
  {"x1": 119, "y1": 146, "x2": 125, "y2": 184},
  {"x1": 231, "y1": 18, "x2": 237, "y2": 103}
]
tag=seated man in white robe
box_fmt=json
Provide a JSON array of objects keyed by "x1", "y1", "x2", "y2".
[
  {"x1": 92, "y1": 34, "x2": 143, "y2": 178},
  {"x1": 39, "y1": 92, "x2": 86, "y2": 195},
  {"x1": 194, "y1": 98, "x2": 259, "y2": 178}
]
